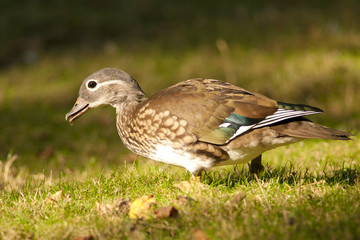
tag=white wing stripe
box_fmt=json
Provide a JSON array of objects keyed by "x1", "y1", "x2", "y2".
[
  {"x1": 255, "y1": 112, "x2": 309, "y2": 125},
  {"x1": 254, "y1": 109, "x2": 320, "y2": 129},
  {"x1": 229, "y1": 125, "x2": 255, "y2": 141},
  {"x1": 225, "y1": 108, "x2": 321, "y2": 143}
]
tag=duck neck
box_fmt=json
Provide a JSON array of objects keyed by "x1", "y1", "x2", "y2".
[
  {"x1": 115, "y1": 96, "x2": 148, "y2": 155},
  {"x1": 115, "y1": 94, "x2": 147, "y2": 117}
]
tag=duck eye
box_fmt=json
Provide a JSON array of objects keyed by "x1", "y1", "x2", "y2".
[{"x1": 87, "y1": 81, "x2": 97, "y2": 89}]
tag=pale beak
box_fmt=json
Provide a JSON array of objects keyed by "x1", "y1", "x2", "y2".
[{"x1": 65, "y1": 97, "x2": 90, "y2": 124}]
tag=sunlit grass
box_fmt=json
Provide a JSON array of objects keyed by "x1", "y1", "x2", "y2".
[{"x1": 0, "y1": 135, "x2": 359, "y2": 239}]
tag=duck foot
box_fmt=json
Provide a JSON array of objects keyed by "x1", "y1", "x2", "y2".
[
  {"x1": 190, "y1": 174, "x2": 202, "y2": 183},
  {"x1": 175, "y1": 171, "x2": 207, "y2": 192}
]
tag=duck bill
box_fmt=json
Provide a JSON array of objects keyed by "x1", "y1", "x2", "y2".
[{"x1": 65, "y1": 97, "x2": 90, "y2": 124}]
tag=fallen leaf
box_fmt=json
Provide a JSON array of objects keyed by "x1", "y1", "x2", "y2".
[
  {"x1": 192, "y1": 229, "x2": 209, "y2": 240},
  {"x1": 153, "y1": 206, "x2": 178, "y2": 219},
  {"x1": 47, "y1": 190, "x2": 63, "y2": 203},
  {"x1": 174, "y1": 181, "x2": 191, "y2": 192},
  {"x1": 96, "y1": 202, "x2": 114, "y2": 215},
  {"x1": 129, "y1": 195, "x2": 156, "y2": 220},
  {"x1": 72, "y1": 235, "x2": 94, "y2": 240},
  {"x1": 176, "y1": 195, "x2": 195, "y2": 206},
  {"x1": 96, "y1": 198, "x2": 131, "y2": 215},
  {"x1": 114, "y1": 198, "x2": 131, "y2": 214}
]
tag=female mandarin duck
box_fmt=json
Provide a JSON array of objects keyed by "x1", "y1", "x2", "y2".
[{"x1": 66, "y1": 68, "x2": 351, "y2": 176}]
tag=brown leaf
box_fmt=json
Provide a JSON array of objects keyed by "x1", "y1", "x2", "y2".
[
  {"x1": 47, "y1": 190, "x2": 63, "y2": 203},
  {"x1": 114, "y1": 198, "x2": 131, "y2": 215},
  {"x1": 192, "y1": 229, "x2": 209, "y2": 240},
  {"x1": 96, "y1": 198, "x2": 131, "y2": 215},
  {"x1": 176, "y1": 195, "x2": 195, "y2": 206},
  {"x1": 96, "y1": 202, "x2": 114, "y2": 215},
  {"x1": 72, "y1": 235, "x2": 94, "y2": 240},
  {"x1": 174, "y1": 181, "x2": 192, "y2": 192},
  {"x1": 153, "y1": 206, "x2": 178, "y2": 219}
]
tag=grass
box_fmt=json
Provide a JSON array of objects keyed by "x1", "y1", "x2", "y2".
[
  {"x1": 1, "y1": 1, "x2": 360, "y2": 239},
  {"x1": 1, "y1": 42, "x2": 359, "y2": 240},
  {"x1": 1, "y1": 38, "x2": 359, "y2": 240},
  {"x1": 0, "y1": 136, "x2": 359, "y2": 239}
]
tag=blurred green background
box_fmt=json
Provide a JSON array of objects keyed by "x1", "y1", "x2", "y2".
[{"x1": 0, "y1": 0, "x2": 359, "y2": 173}]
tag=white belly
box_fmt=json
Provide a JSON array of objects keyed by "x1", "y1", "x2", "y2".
[
  {"x1": 217, "y1": 136, "x2": 298, "y2": 167},
  {"x1": 149, "y1": 144, "x2": 215, "y2": 174},
  {"x1": 148, "y1": 136, "x2": 298, "y2": 172},
  {"x1": 215, "y1": 148, "x2": 264, "y2": 167}
]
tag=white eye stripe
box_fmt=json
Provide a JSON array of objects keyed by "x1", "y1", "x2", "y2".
[
  {"x1": 86, "y1": 79, "x2": 125, "y2": 91},
  {"x1": 99, "y1": 80, "x2": 125, "y2": 86}
]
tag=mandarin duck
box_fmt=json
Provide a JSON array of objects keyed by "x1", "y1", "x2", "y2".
[{"x1": 65, "y1": 68, "x2": 351, "y2": 176}]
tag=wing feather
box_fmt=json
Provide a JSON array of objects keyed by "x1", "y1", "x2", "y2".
[{"x1": 143, "y1": 78, "x2": 323, "y2": 145}]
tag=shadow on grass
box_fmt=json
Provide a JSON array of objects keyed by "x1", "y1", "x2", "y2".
[{"x1": 202, "y1": 163, "x2": 360, "y2": 187}]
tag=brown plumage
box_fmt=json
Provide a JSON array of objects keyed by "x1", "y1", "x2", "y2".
[{"x1": 65, "y1": 68, "x2": 352, "y2": 175}]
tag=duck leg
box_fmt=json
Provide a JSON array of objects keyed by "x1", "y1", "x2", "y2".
[
  {"x1": 250, "y1": 155, "x2": 264, "y2": 174},
  {"x1": 190, "y1": 175, "x2": 202, "y2": 183},
  {"x1": 190, "y1": 169, "x2": 204, "y2": 183}
]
